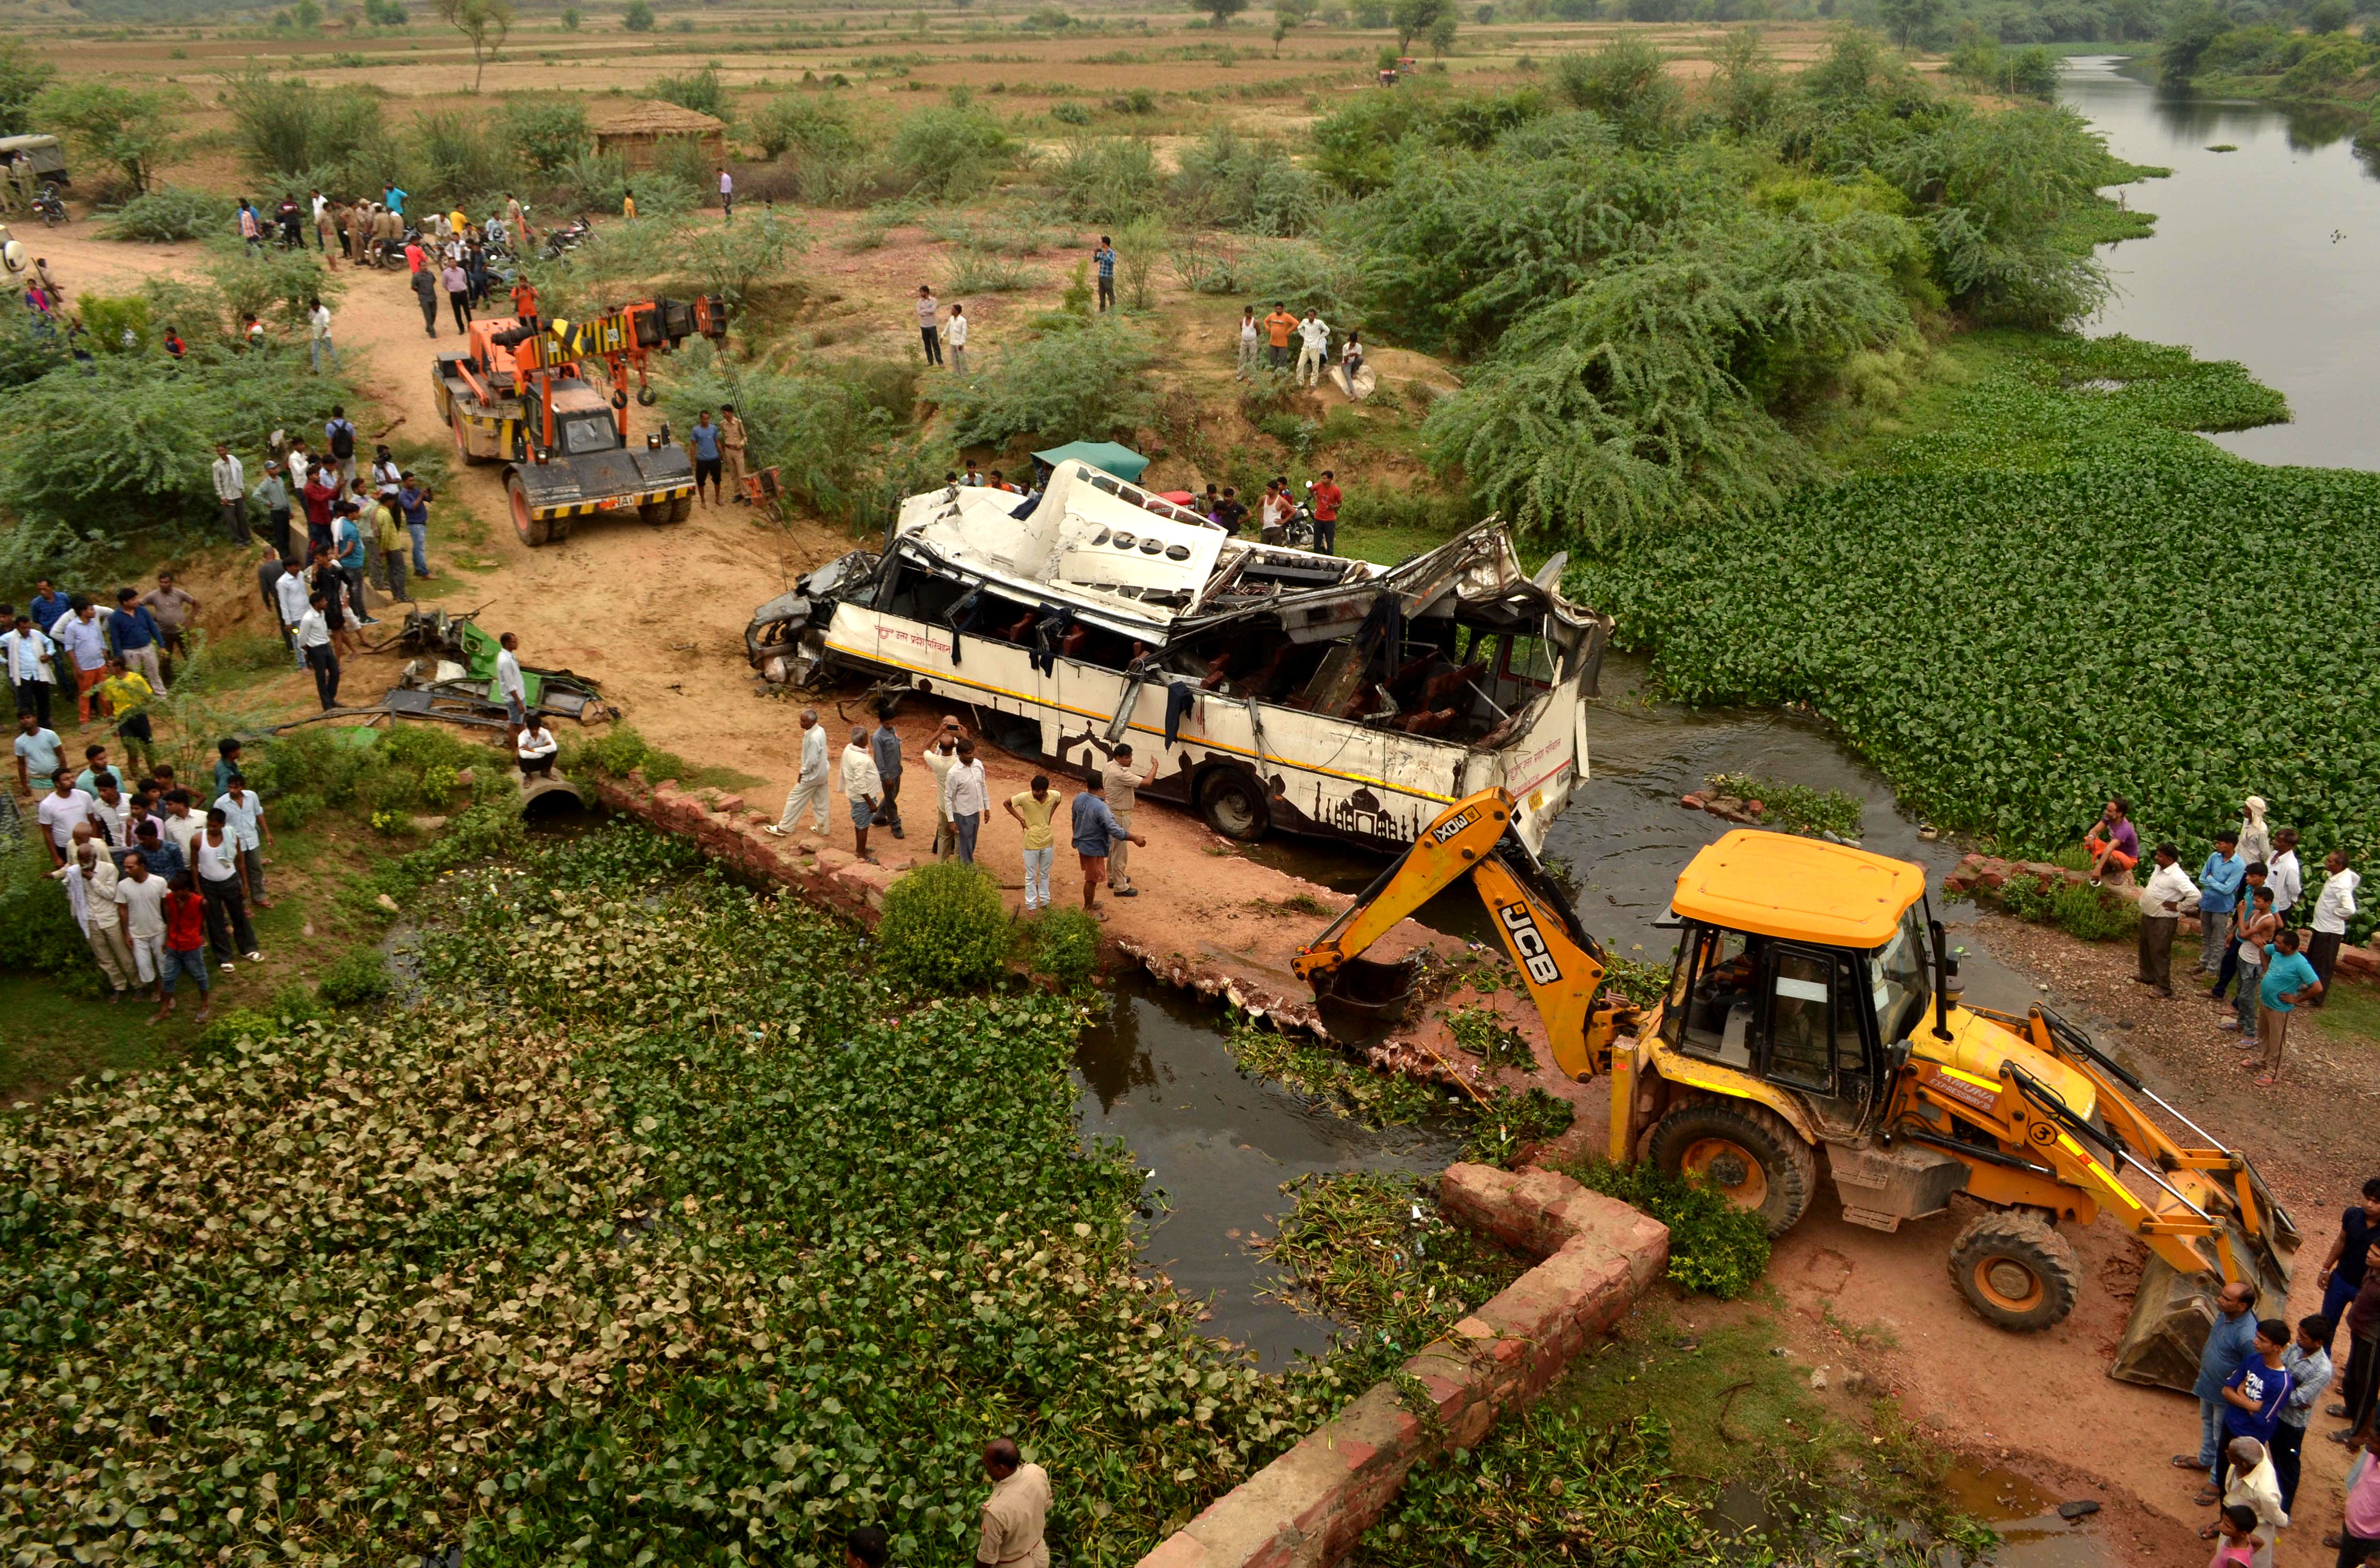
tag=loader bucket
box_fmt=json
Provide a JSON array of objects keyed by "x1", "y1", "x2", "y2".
[{"x1": 2109, "y1": 1206, "x2": 2297, "y2": 1392}]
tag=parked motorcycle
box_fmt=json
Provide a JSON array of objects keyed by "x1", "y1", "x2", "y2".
[
  {"x1": 538, "y1": 217, "x2": 592, "y2": 261},
  {"x1": 30, "y1": 184, "x2": 66, "y2": 227}
]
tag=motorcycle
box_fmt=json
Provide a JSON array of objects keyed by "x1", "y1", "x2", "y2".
[
  {"x1": 538, "y1": 218, "x2": 592, "y2": 261},
  {"x1": 31, "y1": 185, "x2": 66, "y2": 228}
]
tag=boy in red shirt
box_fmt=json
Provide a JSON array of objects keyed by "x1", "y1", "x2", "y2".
[
  {"x1": 1308, "y1": 470, "x2": 1341, "y2": 555},
  {"x1": 154, "y1": 872, "x2": 213, "y2": 1024}
]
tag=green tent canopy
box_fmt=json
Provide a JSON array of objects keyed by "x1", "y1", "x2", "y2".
[{"x1": 1031, "y1": 441, "x2": 1150, "y2": 483}]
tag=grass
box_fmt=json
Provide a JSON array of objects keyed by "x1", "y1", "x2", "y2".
[{"x1": 2304, "y1": 977, "x2": 2380, "y2": 1053}]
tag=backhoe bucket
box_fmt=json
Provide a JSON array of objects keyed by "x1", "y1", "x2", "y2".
[{"x1": 2109, "y1": 1201, "x2": 2297, "y2": 1392}]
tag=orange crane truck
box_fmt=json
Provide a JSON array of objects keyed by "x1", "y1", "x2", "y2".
[{"x1": 431, "y1": 288, "x2": 728, "y2": 546}]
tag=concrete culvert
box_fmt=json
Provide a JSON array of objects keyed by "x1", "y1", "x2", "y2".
[{"x1": 519, "y1": 775, "x2": 585, "y2": 819}]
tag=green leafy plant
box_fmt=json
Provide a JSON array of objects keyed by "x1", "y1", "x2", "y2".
[
  {"x1": 1991, "y1": 872, "x2": 2139, "y2": 942},
  {"x1": 890, "y1": 103, "x2": 1017, "y2": 198},
  {"x1": 877, "y1": 861, "x2": 1011, "y2": 990},
  {"x1": 1030, "y1": 905, "x2": 1101, "y2": 986},
  {"x1": 31, "y1": 79, "x2": 182, "y2": 192},
  {"x1": 97, "y1": 185, "x2": 218, "y2": 243},
  {"x1": 1560, "y1": 1158, "x2": 1771, "y2": 1298},
  {"x1": 1223, "y1": 1012, "x2": 1450, "y2": 1124},
  {"x1": 315, "y1": 942, "x2": 392, "y2": 1007},
  {"x1": 936, "y1": 316, "x2": 1156, "y2": 448},
  {"x1": 652, "y1": 61, "x2": 731, "y2": 121},
  {"x1": 1461, "y1": 1084, "x2": 1573, "y2": 1168},
  {"x1": 499, "y1": 94, "x2": 592, "y2": 171},
  {"x1": 1446, "y1": 1005, "x2": 1531, "y2": 1069},
  {"x1": 1704, "y1": 774, "x2": 1864, "y2": 840}
]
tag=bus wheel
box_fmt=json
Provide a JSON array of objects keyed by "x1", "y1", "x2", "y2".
[{"x1": 1196, "y1": 768, "x2": 1270, "y2": 842}]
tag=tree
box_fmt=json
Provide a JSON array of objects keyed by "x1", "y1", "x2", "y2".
[
  {"x1": 1191, "y1": 0, "x2": 1248, "y2": 25},
  {"x1": 623, "y1": 0, "x2": 654, "y2": 28},
  {"x1": 1391, "y1": 0, "x2": 1450, "y2": 53},
  {"x1": 30, "y1": 82, "x2": 181, "y2": 193},
  {"x1": 2157, "y1": 2, "x2": 2229, "y2": 86},
  {"x1": 560, "y1": 4, "x2": 583, "y2": 25},
  {"x1": 434, "y1": 0, "x2": 513, "y2": 92},
  {"x1": 0, "y1": 42, "x2": 56, "y2": 138},
  {"x1": 2307, "y1": 0, "x2": 2351, "y2": 32},
  {"x1": 1272, "y1": 11, "x2": 1289, "y2": 50},
  {"x1": 1876, "y1": 0, "x2": 1945, "y2": 48},
  {"x1": 1425, "y1": 6, "x2": 1457, "y2": 52}
]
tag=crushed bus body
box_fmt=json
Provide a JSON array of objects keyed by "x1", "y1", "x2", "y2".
[{"x1": 744, "y1": 459, "x2": 1609, "y2": 853}]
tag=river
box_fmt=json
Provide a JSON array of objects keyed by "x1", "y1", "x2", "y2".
[{"x1": 2064, "y1": 54, "x2": 2380, "y2": 468}]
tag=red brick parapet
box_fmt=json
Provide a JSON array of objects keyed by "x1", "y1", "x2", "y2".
[{"x1": 1137, "y1": 1165, "x2": 1668, "y2": 1568}]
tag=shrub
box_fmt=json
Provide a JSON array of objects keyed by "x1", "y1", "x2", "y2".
[
  {"x1": 623, "y1": 0, "x2": 654, "y2": 28},
  {"x1": 682, "y1": 209, "x2": 809, "y2": 307},
  {"x1": 1703, "y1": 773, "x2": 1863, "y2": 840},
  {"x1": 890, "y1": 104, "x2": 1017, "y2": 198},
  {"x1": 1171, "y1": 125, "x2": 1321, "y2": 236},
  {"x1": 223, "y1": 66, "x2": 387, "y2": 182},
  {"x1": 32, "y1": 79, "x2": 181, "y2": 192},
  {"x1": 1240, "y1": 239, "x2": 1359, "y2": 322},
  {"x1": 1562, "y1": 1158, "x2": 1771, "y2": 1298},
  {"x1": 945, "y1": 247, "x2": 1036, "y2": 293},
  {"x1": 1031, "y1": 906, "x2": 1101, "y2": 987},
  {"x1": 1053, "y1": 134, "x2": 1162, "y2": 223},
  {"x1": 76, "y1": 293, "x2": 151, "y2": 353},
  {"x1": 878, "y1": 863, "x2": 1010, "y2": 990},
  {"x1": 653, "y1": 63, "x2": 732, "y2": 121},
  {"x1": 316, "y1": 943, "x2": 392, "y2": 1008},
  {"x1": 1461, "y1": 1085, "x2": 1573, "y2": 1168},
  {"x1": 563, "y1": 723, "x2": 700, "y2": 783},
  {"x1": 412, "y1": 108, "x2": 517, "y2": 207},
  {"x1": 656, "y1": 340, "x2": 914, "y2": 528},
  {"x1": 1992, "y1": 873, "x2": 2139, "y2": 942},
  {"x1": 752, "y1": 94, "x2": 862, "y2": 161},
  {"x1": 1550, "y1": 36, "x2": 1681, "y2": 148},
  {"x1": 1050, "y1": 100, "x2": 1092, "y2": 126},
  {"x1": 937, "y1": 317, "x2": 1156, "y2": 448},
  {"x1": 0, "y1": 840, "x2": 91, "y2": 982},
  {"x1": 499, "y1": 95, "x2": 592, "y2": 172},
  {"x1": 98, "y1": 185, "x2": 218, "y2": 243}
]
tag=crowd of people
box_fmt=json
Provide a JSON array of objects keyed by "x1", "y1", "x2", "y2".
[
  {"x1": 2084, "y1": 794, "x2": 2361, "y2": 1086},
  {"x1": 2182, "y1": 1179, "x2": 2380, "y2": 1568},
  {"x1": 763, "y1": 703, "x2": 1148, "y2": 919}
]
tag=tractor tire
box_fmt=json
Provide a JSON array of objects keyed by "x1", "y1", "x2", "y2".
[
  {"x1": 1947, "y1": 1210, "x2": 2080, "y2": 1332},
  {"x1": 507, "y1": 475, "x2": 549, "y2": 547},
  {"x1": 452, "y1": 407, "x2": 486, "y2": 465},
  {"x1": 1195, "y1": 767, "x2": 1270, "y2": 842},
  {"x1": 1647, "y1": 1101, "x2": 1817, "y2": 1238},
  {"x1": 666, "y1": 492, "x2": 693, "y2": 523}
]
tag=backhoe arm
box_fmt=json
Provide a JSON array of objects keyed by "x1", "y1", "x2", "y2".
[{"x1": 1294, "y1": 789, "x2": 1633, "y2": 1082}]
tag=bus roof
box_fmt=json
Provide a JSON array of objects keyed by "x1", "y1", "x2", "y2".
[{"x1": 1670, "y1": 829, "x2": 1928, "y2": 949}]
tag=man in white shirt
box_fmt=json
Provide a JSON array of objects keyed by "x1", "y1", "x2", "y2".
[
  {"x1": 2267, "y1": 829, "x2": 2304, "y2": 920},
  {"x1": 35, "y1": 771, "x2": 91, "y2": 867},
  {"x1": 112, "y1": 852, "x2": 169, "y2": 993},
  {"x1": 839, "y1": 725, "x2": 882, "y2": 861},
  {"x1": 495, "y1": 631, "x2": 528, "y2": 734},
  {"x1": 2, "y1": 611, "x2": 53, "y2": 729},
  {"x1": 717, "y1": 165, "x2": 733, "y2": 220},
  {"x1": 1235, "y1": 306, "x2": 1259, "y2": 381},
  {"x1": 916, "y1": 285, "x2": 942, "y2": 367},
  {"x1": 2304, "y1": 848, "x2": 2360, "y2": 1008},
  {"x1": 274, "y1": 557, "x2": 312, "y2": 669},
  {"x1": 516, "y1": 715, "x2": 559, "y2": 777},
  {"x1": 160, "y1": 789, "x2": 204, "y2": 868},
  {"x1": 767, "y1": 708, "x2": 831, "y2": 839},
  {"x1": 946, "y1": 301, "x2": 969, "y2": 376},
  {"x1": 1295, "y1": 309, "x2": 1332, "y2": 388},
  {"x1": 211, "y1": 444, "x2": 250, "y2": 544},
  {"x1": 295, "y1": 591, "x2": 338, "y2": 710},
  {"x1": 196, "y1": 807, "x2": 261, "y2": 966},
  {"x1": 85, "y1": 774, "x2": 127, "y2": 856},
  {"x1": 923, "y1": 717, "x2": 963, "y2": 859},
  {"x1": 2134, "y1": 841, "x2": 2199, "y2": 999},
  {"x1": 942, "y1": 737, "x2": 990, "y2": 866},
  {"x1": 1102, "y1": 742, "x2": 1148, "y2": 897},
  {"x1": 308, "y1": 297, "x2": 337, "y2": 375},
  {"x1": 50, "y1": 843, "x2": 133, "y2": 999},
  {"x1": 213, "y1": 774, "x2": 271, "y2": 906}
]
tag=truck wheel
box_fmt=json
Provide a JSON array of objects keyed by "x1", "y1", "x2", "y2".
[
  {"x1": 638, "y1": 500, "x2": 666, "y2": 526},
  {"x1": 452, "y1": 407, "x2": 486, "y2": 466},
  {"x1": 1195, "y1": 767, "x2": 1270, "y2": 842},
  {"x1": 667, "y1": 492, "x2": 693, "y2": 523},
  {"x1": 508, "y1": 475, "x2": 549, "y2": 547},
  {"x1": 1647, "y1": 1101, "x2": 1815, "y2": 1237},
  {"x1": 1948, "y1": 1211, "x2": 2080, "y2": 1331}
]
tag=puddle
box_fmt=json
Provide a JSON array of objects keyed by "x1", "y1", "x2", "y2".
[
  {"x1": 1073, "y1": 973, "x2": 1459, "y2": 1367},
  {"x1": 1943, "y1": 1463, "x2": 2115, "y2": 1568}
]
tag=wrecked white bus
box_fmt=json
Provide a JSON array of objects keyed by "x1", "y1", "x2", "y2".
[{"x1": 743, "y1": 460, "x2": 1609, "y2": 853}]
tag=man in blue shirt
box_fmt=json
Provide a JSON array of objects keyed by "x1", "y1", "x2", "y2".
[
  {"x1": 397, "y1": 473, "x2": 431, "y2": 577},
  {"x1": 689, "y1": 411, "x2": 723, "y2": 508},
  {"x1": 2180, "y1": 1280, "x2": 2261, "y2": 1475},
  {"x1": 383, "y1": 183, "x2": 406, "y2": 216},
  {"x1": 2251, "y1": 928, "x2": 2322, "y2": 1086},
  {"x1": 1069, "y1": 770, "x2": 1144, "y2": 917},
  {"x1": 107, "y1": 587, "x2": 167, "y2": 695},
  {"x1": 2196, "y1": 828, "x2": 2245, "y2": 978},
  {"x1": 1093, "y1": 235, "x2": 1116, "y2": 312},
  {"x1": 2209, "y1": 1317, "x2": 2294, "y2": 1501}
]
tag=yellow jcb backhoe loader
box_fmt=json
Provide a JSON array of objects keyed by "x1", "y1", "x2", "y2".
[{"x1": 1294, "y1": 788, "x2": 2296, "y2": 1388}]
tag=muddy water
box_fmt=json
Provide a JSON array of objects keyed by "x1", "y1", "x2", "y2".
[
  {"x1": 1073, "y1": 973, "x2": 1459, "y2": 1366},
  {"x1": 2064, "y1": 55, "x2": 2380, "y2": 470},
  {"x1": 1942, "y1": 1463, "x2": 2114, "y2": 1568}
]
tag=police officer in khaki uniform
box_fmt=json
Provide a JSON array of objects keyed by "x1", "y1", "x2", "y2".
[
  {"x1": 1103, "y1": 742, "x2": 1147, "y2": 897},
  {"x1": 718, "y1": 402, "x2": 749, "y2": 503},
  {"x1": 975, "y1": 1439, "x2": 1050, "y2": 1568}
]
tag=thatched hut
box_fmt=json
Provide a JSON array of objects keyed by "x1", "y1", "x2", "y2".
[{"x1": 590, "y1": 100, "x2": 728, "y2": 170}]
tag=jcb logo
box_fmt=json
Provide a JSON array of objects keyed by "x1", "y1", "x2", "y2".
[
  {"x1": 1429, "y1": 808, "x2": 1479, "y2": 847},
  {"x1": 1498, "y1": 902, "x2": 1562, "y2": 985}
]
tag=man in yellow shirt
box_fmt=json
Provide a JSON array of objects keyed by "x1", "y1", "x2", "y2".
[
  {"x1": 95, "y1": 656, "x2": 156, "y2": 779},
  {"x1": 368, "y1": 493, "x2": 411, "y2": 601},
  {"x1": 1002, "y1": 774, "x2": 1062, "y2": 913},
  {"x1": 1262, "y1": 303, "x2": 1299, "y2": 372},
  {"x1": 622, "y1": 189, "x2": 637, "y2": 221}
]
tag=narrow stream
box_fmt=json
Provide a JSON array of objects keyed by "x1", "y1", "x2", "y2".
[{"x1": 1073, "y1": 972, "x2": 1459, "y2": 1366}]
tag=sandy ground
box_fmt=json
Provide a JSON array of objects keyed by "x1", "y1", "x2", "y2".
[{"x1": 24, "y1": 214, "x2": 2373, "y2": 1565}]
